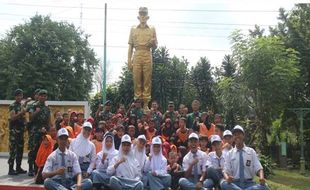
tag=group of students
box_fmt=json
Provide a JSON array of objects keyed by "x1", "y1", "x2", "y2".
[{"x1": 38, "y1": 119, "x2": 268, "y2": 190}]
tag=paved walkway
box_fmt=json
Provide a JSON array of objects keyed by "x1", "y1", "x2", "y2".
[{"x1": 0, "y1": 156, "x2": 43, "y2": 187}]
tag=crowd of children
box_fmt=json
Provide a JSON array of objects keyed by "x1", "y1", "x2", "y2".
[{"x1": 26, "y1": 99, "x2": 268, "y2": 190}]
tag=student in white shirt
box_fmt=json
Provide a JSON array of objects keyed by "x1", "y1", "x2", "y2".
[
  {"x1": 43, "y1": 128, "x2": 92, "y2": 190},
  {"x1": 179, "y1": 133, "x2": 208, "y2": 190},
  {"x1": 107, "y1": 134, "x2": 143, "y2": 190},
  {"x1": 221, "y1": 125, "x2": 268, "y2": 190},
  {"x1": 222, "y1": 130, "x2": 233, "y2": 157},
  {"x1": 91, "y1": 132, "x2": 118, "y2": 189},
  {"x1": 133, "y1": 135, "x2": 148, "y2": 187},
  {"x1": 201, "y1": 135, "x2": 225, "y2": 189},
  {"x1": 144, "y1": 136, "x2": 171, "y2": 190},
  {"x1": 69, "y1": 122, "x2": 96, "y2": 178}
]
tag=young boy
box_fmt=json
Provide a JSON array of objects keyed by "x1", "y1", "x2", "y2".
[
  {"x1": 91, "y1": 127, "x2": 104, "y2": 154},
  {"x1": 201, "y1": 135, "x2": 225, "y2": 189},
  {"x1": 179, "y1": 133, "x2": 208, "y2": 190},
  {"x1": 43, "y1": 128, "x2": 92, "y2": 190},
  {"x1": 167, "y1": 151, "x2": 182, "y2": 190}
]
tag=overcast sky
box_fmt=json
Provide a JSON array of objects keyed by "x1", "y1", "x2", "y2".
[{"x1": 0, "y1": 0, "x2": 301, "y2": 91}]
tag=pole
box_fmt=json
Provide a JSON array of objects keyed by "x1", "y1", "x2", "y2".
[
  {"x1": 299, "y1": 112, "x2": 305, "y2": 175},
  {"x1": 288, "y1": 108, "x2": 310, "y2": 175},
  {"x1": 102, "y1": 3, "x2": 107, "y2": 104}
]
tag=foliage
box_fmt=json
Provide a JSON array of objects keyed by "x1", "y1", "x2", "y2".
[
  {"x1": 259, "y1": 154, "x2": 274, "y2": 179},
  {"x1": 0, "y1": 15, "x2": 98, "y2": 100},
  {"x1": 190, "y1": 57, "x2": 216, "y2": 111},
  {"x1": 230, "y1": 31, "x2": 300, "y2": 154}
]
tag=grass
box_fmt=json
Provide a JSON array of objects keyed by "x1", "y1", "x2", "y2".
[{"x1": 265, "y1": 169, "x2": 310, "y2": 190}]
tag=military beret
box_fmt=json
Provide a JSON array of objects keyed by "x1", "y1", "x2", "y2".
[
  {"x1": 38, "y1": 89, "x2": 48, "y2": 95},
  {"x1": 14, "y1": 89, "x2": 23, "y2": 96}
]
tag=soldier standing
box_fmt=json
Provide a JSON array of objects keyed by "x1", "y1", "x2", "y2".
[
  {"x1": 8, "y1": 89, "x2": 27, "y2": 175},
  {"x1": 128, "y1": 7, "x2": 157, "y2": 111},
  {"x1": 28, "y1": 89, "x2": 52, "y2": 176},
  {"x1": 26, "y1": 89, "x2": 40, "y2": 175}
]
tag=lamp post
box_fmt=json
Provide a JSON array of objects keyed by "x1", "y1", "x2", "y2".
[{"x1": 288, "y1": 108, "x2": 310, "y2": 175}]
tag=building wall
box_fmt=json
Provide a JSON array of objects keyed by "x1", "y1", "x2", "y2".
[{"x1": 0, "y1": 100, "x2": 89, "y2": 152}]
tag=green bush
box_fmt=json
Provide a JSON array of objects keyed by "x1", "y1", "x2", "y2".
[{"x1": 260, "y1": 154, "x2": 274, "y2": 178}]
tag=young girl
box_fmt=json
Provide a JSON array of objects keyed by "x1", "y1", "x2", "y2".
[
  {"x1": 144, "y1": 137, "x2": 171, "y2": 190},
  {"x1": 69, "y1": 122, "x2": 96, "y2": 178},
  {"x1": 35, "y1": 135, "x2": 54, "y2": 184},
  {"x1": 133, "y1": 135, "x2": 148, "y2": 187},
  {"x1": 91, "y1": 133, "x2": 118, "y2": 189}
]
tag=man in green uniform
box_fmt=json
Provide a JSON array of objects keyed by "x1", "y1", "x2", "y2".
[
  {"x1": 8, "y1": 89, "x2": 27, "y2": 175},
  {"x1": 28, "y1": 89, "x2": 51, "y2": 176},
  {"x1": 26, "y1": 89, "x2": 40, "y2": 176},
  {"x1": 186, "y1": 100, "x2": 201, "y2": 131},
  {"x1": 163, "y1": 101, "x2": 179, "y2": 123}
]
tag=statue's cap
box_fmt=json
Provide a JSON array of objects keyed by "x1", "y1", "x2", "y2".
[{"x1": 139, "y1": 7, "x2": 148, "y2": 15}]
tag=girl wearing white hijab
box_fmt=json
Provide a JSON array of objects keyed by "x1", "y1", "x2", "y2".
[
  {"x1": 107, "y1": 134, "x2": 143, "y2": 190},
  {"x1": 69, "y1": 122, "x2": 96, "y2": 178},
  {"x1": 91, "y1": 132, "x2": 118, "y2": 189},
  {"x1": 133, "y1": 135, "x2": 148, "y2": 187},
  {"x1": 144, "y1": 136, "x2": 171, "y2": 190}
]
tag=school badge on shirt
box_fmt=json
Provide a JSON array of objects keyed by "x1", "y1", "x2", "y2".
[{"x1": 246, "y1": 160, "x2": 251, "y2": 167}]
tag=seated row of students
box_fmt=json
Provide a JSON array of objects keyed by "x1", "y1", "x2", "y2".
[{"x1": 40, "y1": 121, "x2": 268, "y2": 190}]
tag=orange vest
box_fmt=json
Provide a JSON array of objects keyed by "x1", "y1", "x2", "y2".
[{"x1": 199, "y1": 123, "x2": 215, "y2": 138}]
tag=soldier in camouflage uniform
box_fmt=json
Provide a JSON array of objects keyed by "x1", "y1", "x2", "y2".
[
  {"x1": 95, "y1": 100, "x2": 114, "y2": 123},
  {"x1": 28, "y1": 89, "x2": 51, "y2": 176},
  {"x1": 26, "y1": 89, "x2": 40, "y2": 176},
  {"x1": 8, "y1": 89, "x2": 27, "y2": 175}
]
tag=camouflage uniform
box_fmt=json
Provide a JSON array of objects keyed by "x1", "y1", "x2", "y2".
[
  {"x1": 28, "y1": 101, "x2": 50, "y2": 173},
  {"x1": 98, "y1": 110, "x2": 114, "y2": 122},
  {"x1": 26, "y1": 100, "x2": 36, "y2": 150},
  {"x1": 8, "y1": 101, "x2": 26, "y2": 168}
]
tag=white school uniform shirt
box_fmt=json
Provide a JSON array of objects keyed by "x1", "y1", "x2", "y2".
[
  {"x1": 206, "y1": 151, "x2": 225, "y2": 170},
  {"x1": 144, "y1": 140, "x2": 167, "y2": 176},
  {"x1": 95, "y1": 135, "x2": 119, "y2": 172},
  {"x1": 223, "y1": 145, "x2": 263, "y2": 180},
  {"x1": 107, "y1": 149, "x2": 142, "y2": 181},
  {"x1": 69, "y1": 135, "x2": 96, "y2": 174},
  {"x1": 43, "y1": 148, "x2": 81, "y2": 179},
  {"x1": 182, "y1": 149, "x2": 208, "y2": 175}
]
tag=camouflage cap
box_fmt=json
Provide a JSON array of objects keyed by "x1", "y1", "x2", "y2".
[
  {"x1": 138, "y1": 7, "x2": 148, "y2": 15},
  {"x1": 38, "y1": 89, "x2": 48, "y2": 95},
  {"x1": 14, "y1": 89, "x2": 23, "y2": 96}
]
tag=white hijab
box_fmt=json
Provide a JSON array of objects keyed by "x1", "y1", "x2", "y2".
[
  {"x1": 133, "y1": 135, "x2": 147, "y2": 168},
  {"x1": 70, "y1": 122, "x2": 93, "y2": 157},
  {"x1": 150, "y1": 136, "x2": 165, "y2": 172},
  {"x1": 118, "y1": 134, "x2": 138, "y2": 178},
  {"x1": 101, "y1": 133, "x2": 118, "y2": 160}
]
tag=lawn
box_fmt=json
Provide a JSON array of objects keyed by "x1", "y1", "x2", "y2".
[{"x1": 266, "y1": 169, "x2": 310, "y2": 190}]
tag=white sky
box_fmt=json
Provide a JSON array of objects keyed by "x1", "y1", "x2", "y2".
[{"x1": 0, "y1": 0, "x2": 301, "y2": 92}]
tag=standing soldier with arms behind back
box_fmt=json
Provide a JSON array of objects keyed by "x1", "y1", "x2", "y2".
[
  {"x1": 26, "y1": 89, "x2": 40, "y2": 176},
  {"x1": 8, "y1": 89, "x2": 27, "y2": 175},
  {"x1": 28, "y1": 89, "x2": 52, "y2": 176}
]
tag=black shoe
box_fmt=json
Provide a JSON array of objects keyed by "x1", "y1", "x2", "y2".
[
  {"x1": 8, "y1": 169, "x2": 18, "y2": 175},
  {"x1": 16, "y1": 167, "x2": 27, "y2": 174},
  {"x1": 28, "y1": 170, "x2": 34, "y2": 176}
]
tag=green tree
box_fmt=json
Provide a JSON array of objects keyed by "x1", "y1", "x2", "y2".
[
  {"x1": 190, "y1": 57, "x2": 216, "y2": 111},
  {"x1": 231, "y1": 30, "x2": 300, "y2": 154},
  {"x1": 0, "y1": 15, "x2": 98, "y2": 100}
]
